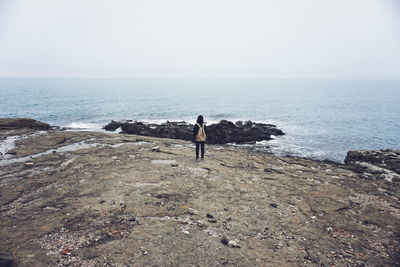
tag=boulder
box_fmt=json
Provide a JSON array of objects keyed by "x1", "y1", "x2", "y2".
[
  {"x1": 103, "y1": 120, "x2": 122, "y2": 131},
  {"x1": 104, "y1": 120, "x2": 284, "y2": 144},
  {"x1": 0, "y1": 118, "x2": 50, "y2": 130}
]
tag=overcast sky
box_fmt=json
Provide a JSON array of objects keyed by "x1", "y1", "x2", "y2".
[{"x1": 0, "y1": 0, "x2": 399, "y2": 79}]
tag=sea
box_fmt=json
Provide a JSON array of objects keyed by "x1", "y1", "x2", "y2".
[{"x1": 1, "y1": 78, "x2": 399, "y2": 162}]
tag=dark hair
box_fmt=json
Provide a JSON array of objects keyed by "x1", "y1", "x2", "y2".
[{"x1": 196, "y1": 115, "x2": 204, "y2": 126}]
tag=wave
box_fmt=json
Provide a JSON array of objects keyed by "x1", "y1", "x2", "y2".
[{"x1": 64, "y1": 122, "x2": 104, "y2": 131}]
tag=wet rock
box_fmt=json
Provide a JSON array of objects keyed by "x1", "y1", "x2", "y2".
[
  {"x1": 0, "y1": 251, "x2": 13, "y2": 267},
  {"x1": 0, "y1": 118, "x2": 50, "y2": 130}
]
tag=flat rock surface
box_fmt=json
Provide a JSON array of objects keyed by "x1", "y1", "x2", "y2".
[{"x1": 0, "y1": 129, "x2": 399, "y2": 266}]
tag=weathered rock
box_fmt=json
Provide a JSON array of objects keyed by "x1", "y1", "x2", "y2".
[
  {"x1": 104, "y1": 120, "x2": 284, "y2": 144},
  {"x1": 0, "y1": 118, "x2": 50, "y2": 130},
  {"x1": 345, "y1": 149, "x2": 400, "y2": 174},
  {"x1": 345, "y1": 150, "x2": 400, "y2": 182}
]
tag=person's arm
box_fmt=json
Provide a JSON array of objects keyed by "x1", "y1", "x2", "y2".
[{"x1": 193, "y1": 124, "x2": 199, "y2": 142}]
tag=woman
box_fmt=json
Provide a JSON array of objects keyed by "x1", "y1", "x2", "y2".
[{"x1": 193, "y1": 115, "x2": 207, "y2": 160}]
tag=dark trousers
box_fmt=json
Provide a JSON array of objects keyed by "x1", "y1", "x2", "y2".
[{"x1": 195, "y1": 141, "x2": 205, "y2": 159}]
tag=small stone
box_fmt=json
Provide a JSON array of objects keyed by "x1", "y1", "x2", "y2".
[
  {"x1": 228, "y1": 240, "x2": 241, "y2": 248},
  {"x1": 224, "y1": 207, "x2": 229, "y2": 211},
  {"x1": 127, "y1": 215, "x2": 136, "y2": 222},
  {"x1": 111, "y1": 156, "x2": 118, "y2": 160},
  {"x1": 269, "y1": 203, "x2": 278, "y2": 208},
  {"x1": 221, "y1": 236, "x2": 229, "y2": 245},
  {"x1": 171, "y1": 163, "x2": 179, "y2": 167},
  {"x1": 208, "y1": 218, "x2": 217, "y2": 223},
  {"x1": 182, "y1": 230, "x2": 190, "y2": 235},
  {"x1": 99, "y1": 200, "x2": 105, "y2": 204},
  {"x1": 206, "y1": 213, "x2": 214, "y2": 218},
  {"x1": 151, "y1": 147, "x2": 160, "y2": 152},
  {"x1": 24, "y1": 162, "x2": 34, "y2": 166}
]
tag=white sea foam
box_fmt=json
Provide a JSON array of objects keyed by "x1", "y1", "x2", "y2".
[{"x1": 64, "y1": 122, "x2": 104, "y2": 131}]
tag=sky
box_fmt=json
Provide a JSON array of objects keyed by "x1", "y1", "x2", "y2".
[{"x1": 0, "y1": 0, "x2": 399, "y2": 79}]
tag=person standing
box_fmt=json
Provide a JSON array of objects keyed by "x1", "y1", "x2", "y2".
[{"x1": 193, "y1": 115, "x2": 207, "y2": 160}]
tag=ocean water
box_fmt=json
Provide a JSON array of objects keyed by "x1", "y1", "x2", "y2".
[{"x1": 1, "y1": 78, "x2": 399, "y2": 162}]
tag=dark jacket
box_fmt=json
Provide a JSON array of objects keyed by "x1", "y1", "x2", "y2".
[{"x1": 193, "y1": 123, "x2": 207, "y2": 142}]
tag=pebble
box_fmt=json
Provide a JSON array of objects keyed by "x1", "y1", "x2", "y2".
[
  {"x1": 221, "y1": 236, "x2": 241, "y2": 248},
  {"x1": 171, "y1": 163, "x2": 179, "y2": 167},
  {"x1": 269, "y1": 203, "x2": 278, "y2": 208},
  {"x1": 228, "y1": 240, "x2": 241, "y2": 248},
  {"x1": 206, "y1": 213, "x2": 214, "y2": 218},
  {"x1": 182, "y1": 230, "x2": 190, "y2": 235},
  {"x1": 151, "y1": 147, "x2": 160, "y2": 152},
  {"x1": 111, "y1": 156, "x2": 118, "y2": 160},
  {"x1": 208, "y1": 218, "x2": 217, "y2": 223}
]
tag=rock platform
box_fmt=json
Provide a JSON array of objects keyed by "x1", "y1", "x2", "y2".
[{"x1": 0, "y1": 119, "x2": 399, "y2": 266}]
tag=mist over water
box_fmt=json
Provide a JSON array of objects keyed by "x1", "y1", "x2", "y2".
[{"x1": 1, "y1": 78, "x2": 399, "y2": 162}]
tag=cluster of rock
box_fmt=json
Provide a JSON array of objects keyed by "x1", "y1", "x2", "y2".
[
  {"x1": 345, "y1": 149, "x2": 400, "y2": 183},
  {"x1": 103, "y1": 120, "x2": 285, "y2": 144},
  {"x1": 0, "y1": 118, "x2": 50, "y2": 130}
]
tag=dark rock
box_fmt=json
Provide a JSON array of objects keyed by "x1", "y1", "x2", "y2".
[
  {"x1": 345, "y1": 149, "x2": 400, "y2": 174},
  {"x1": 269, "y1": 203, "x2": 278, "y2": 208},
  {"x1": 345, "y1": 149, "x2": 400, "y2": 182},
  {"x1": 208, "y1": 218, "x2": 217, "y2": 223},
  {"x1": 127, "y1": 215, "x2": 136, "y2": 222},
  {"x1": 206, "y1": 213, "x2": 214, "y2": 218},
  {"x1": 0, "y1": 251, "x2": 13, "y2": 267},
  {"x1": 103, "y1": 120, "x2": 122, "y2": 131},
  {"x1": 221, "y1": 236, "x2": 229, "y2": 245},
  {"x1": 0, "y1": 118, "x2": 50, "y2": 130},
  {"x1": 104, "y1": 120, "x2": 284, "y2": 144}
]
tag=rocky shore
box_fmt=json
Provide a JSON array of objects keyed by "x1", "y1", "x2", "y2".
[
  {"x1": 0, "y1": 119, "x2": 399, "y2": 266},
  {"x1": 103, "y1": 120, "x2": 285, "y2": 144}
]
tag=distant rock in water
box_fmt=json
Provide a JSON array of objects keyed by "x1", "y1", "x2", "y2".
[
  {"x1": 103, "y1": 120, "x2": 284, "y2": 144},
  {"x1": 0, "y1": 118, "x2": 50, "y2": 130},
  {"x1": 103, "y1": 120, "x2": 122, "y2": 131},
  {"x1": 345, "y1": 149, "x2": 400, "y2": 183}
]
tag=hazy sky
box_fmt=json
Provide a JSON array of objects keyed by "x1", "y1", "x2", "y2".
[{"x1": 0, "y1": 0, "x2": 399, "y2": 79}]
